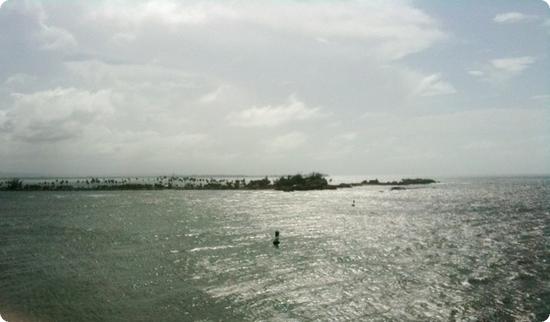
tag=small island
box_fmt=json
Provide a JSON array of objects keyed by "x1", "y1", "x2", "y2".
[{"x1": 0, "y1": 173, "x2": 436, "y2": 192}]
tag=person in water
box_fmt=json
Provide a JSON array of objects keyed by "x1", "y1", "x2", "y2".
[{"x1": 273, "y1": 230, "x2": 280, "y2": 247}]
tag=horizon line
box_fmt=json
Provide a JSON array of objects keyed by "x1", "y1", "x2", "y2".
[{"x1": 1, "y1": 172, "x2": 549, "y2": 179}]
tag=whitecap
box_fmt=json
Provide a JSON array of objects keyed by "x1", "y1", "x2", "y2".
[{"x1": 189, "y1": 245, "x2": 235, "y2": 252}]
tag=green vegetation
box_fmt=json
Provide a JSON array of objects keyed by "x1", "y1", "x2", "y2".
[
  {"x1": 400, "y1": 178, "x2": 436, "y2": 185},
  {"x1": 0, "y1": 174, "x2": 436, "y2": 192},
  {"x1": 6, "y1": 178, "x2": 23, "y2": 190},
  {"x1": 245, "y1": 177, "x2": 272, "y2": 189},
  {"x1": 361, "y1": 178, "x2": 437, "y2": 185},
  {"x1": 274, "y1": 173, "x2": 332, "y2": 191}
]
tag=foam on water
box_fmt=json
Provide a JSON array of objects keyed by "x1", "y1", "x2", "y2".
[{"x1": 189, "y1": 245, "x2": 237, "y2": 252}]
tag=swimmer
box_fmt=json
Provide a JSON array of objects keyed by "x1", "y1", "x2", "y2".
[
  {"x1": 352, "y1": 200, "x2": 355, "y2": 207},
  {"x1": 273, "y1": 230, "x2": 280, "y2": 247}
]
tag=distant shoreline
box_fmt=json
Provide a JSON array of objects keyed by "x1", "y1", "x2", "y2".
[{"x1": 0, "y1": 174, "x2": 436, "y2": 192}]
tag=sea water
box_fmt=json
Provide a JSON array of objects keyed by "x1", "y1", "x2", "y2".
[{"x1": 0, "y1": 177, "x2": 548, "y2": 321}]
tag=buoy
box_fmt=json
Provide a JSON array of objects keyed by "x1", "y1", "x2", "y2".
[{"x1": 273, "y1": 230, "x2": 280, "y2": 247}]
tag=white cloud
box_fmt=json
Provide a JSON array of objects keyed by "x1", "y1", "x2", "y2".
[
  {"x1": 315, "y1": 37, "x2": 330, "y2": 44},
  {"x1": 249, "y1": 2, "x2": 444, "y2": 60},
  {"x1": 0, "y1": 0, "x2": 547, "y2": 175},
  {"x1": 468, "y1": 70, "x2": 484, "y2": 77},
  {"x1": 228, "y1": 96, "x2": 323, "y2": 127},
  {"x1": 3, "y1": 73, "x2": 37, "y2": 87},
  {"x1": 1, "y1": 0, "x2": 77, "y2": 53},
  {"x1": 65, "y1": 60, "x2": 199, "y2": 91},
  {"x1": 471, "y1": 56, "x2": 537, "y2": 83},
  {"x1": 491, "y1": 56, "x2": 535, "y2": 74},
  {"x1": 0, "y1": 110, "x2": 7, "y2": 128},
  {"x1": 38, "y1": 24, "x2": 77, "y2": 51},
  {"x1": 198, "y1": 86, "x2": 225, "y2": 104},
  {"x1": 87, "y1": 0, "x2": 445, "y2": 61},
  {"x1": 531, "y1": 94, "x2": 550, "y2": 100},
  {"x1": 493, "y1": 12, "x2": 535, "y2": 24},
  {"x1": 4, "y1": 88, "x2": 115, "y2": 142},
  {"x1": 89, "y1": 1, "x2": 234, "y2": 27},
  {"x1": 413, "y1": 73, "x2": 456, "y2": 97}
]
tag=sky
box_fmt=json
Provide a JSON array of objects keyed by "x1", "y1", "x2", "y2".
[{"x1": 0, "y1": 0, "x2": 549, "y2": 176}]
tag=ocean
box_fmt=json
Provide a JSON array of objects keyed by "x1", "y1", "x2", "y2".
[{"x1": 0, "y1": 176, "x2": 549, "y2": 321}]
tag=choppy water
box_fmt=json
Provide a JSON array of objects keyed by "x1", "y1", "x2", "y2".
[{"x1": 0, "y1": 177, "x2": 549, "y2": 321}]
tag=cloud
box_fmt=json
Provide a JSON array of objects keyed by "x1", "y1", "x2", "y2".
[
  {"x1": 321, "y1": 132, "x2": 358, "y2": 158},
  {"x1": 491, "y1": 56, "x2": 535, "y2": 74},
  {"x1": 531, "y1": 94, "x2": 550, "y2": 100},
  {"x1": 468, "y1": 70, "x2": 484, "y2": 77},
  {"x1": 0, "y1": 0, "x2": 77, "y2": 53},
  {"x1": 413, "y1": 73, "x2": 456, "y2": 97},
  {"x1": 198, "y1": 86, "x2": 225, "y2": 104},
  {"x1": 334, "y1": 132, "x2": 357, "y2": 142},
  {"x1": 266, "y1": 132, "x2": 307, "y2": 153},
  {"x1": 470, "y1": 56, "x2": 536, "y2": 82},
  {"x1": 3, "y1": 73, "x2": 37, "y2": 87},
  {"x1": 111, "y1": 32, "x2": 137, "y2": 44},
  {"x1": 38, "y1": 24, "x2": 77, "y2": 51},
  {"x1": 64, "y1": 60, "x2": 212, "y2": 124},
  {"x1": 356, "y1": 108, "x2": 549, "y2": 174},
  {"x1": 3, "y1": 88, "x2": 115, "y2": 142},
  {"x1": 177, "y1": 132, "x2": 210, "y2": 147},
  {"x1": 87, "y1": 0, "x2": 445, "y2": 61},
  {"x1": 65, "y1": 60, "x2": 200, "y2": 90},
  {"x1": 493, "y1": 12, "x2": 535, "y2": 24},
  {"x1": 88, "y1": 1, "x2": 233, "y2": 27},
  {"x1": 113, "y1": 130, "x2": 211, "y2": 155},
  {"x1": 0, "y1": 0, "x2": 546, "y2": 176},
  {"x1": 228, "y1": 96, "x2": 323, "y2": 127}
]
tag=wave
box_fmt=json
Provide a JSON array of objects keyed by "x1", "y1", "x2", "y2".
[{"x1": 189, "y1": 245, "x2": 236, "y2": 252}]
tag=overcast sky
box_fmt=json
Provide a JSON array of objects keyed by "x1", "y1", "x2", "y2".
[{"x1": 0, "y1": 0, "x2": 549, "y2": 176}]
